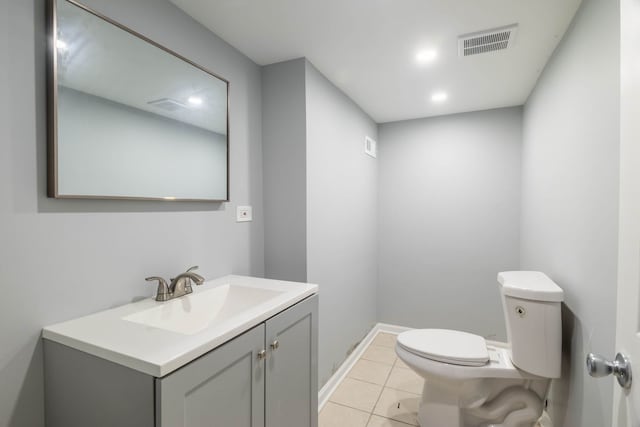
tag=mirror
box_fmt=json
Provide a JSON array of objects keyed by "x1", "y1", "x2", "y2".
[{"x1": 47, "y1": 0, "x2": 229, "y2": 201}]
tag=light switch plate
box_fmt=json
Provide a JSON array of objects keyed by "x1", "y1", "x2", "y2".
[{"x1": 236, "y1": 206, "x2": 252, "y2": 222}]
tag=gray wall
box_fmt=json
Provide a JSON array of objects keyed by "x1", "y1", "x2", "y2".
[
  {"x1": 520, "y1": 0, "x2": 620, "y2": 424},
  {"x1": 0, "y1": 1, "x2": 264, "y2": 426},
  {"x1": 305, "y1": 62, "x2": 378, "y2": 386},
  {"x1": 58, "y1": 88, "x2": 227, "y2": 199},
  {"x1": 262, "y1": 59, "x2": 379, "y2": 386},
  {"x1": 262, "y1": 59, "x2": 308, "y2": 282},
  {"x1": 377, "y1": 107, "x2": 523, "y2": 340}
]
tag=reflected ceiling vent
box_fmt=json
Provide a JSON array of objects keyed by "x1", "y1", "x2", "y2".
[
  {"x1": 458, "y1": 24, "x2": 518, "y2": 57},
  {"x1": 147, "y1": 98, "x2": 188, "y2": 112}
]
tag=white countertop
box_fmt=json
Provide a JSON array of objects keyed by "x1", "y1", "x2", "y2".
[{"x1": 42, "y1": 275, "x2": 318, "y2": 377}]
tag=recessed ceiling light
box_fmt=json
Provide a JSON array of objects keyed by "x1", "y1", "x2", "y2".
[
  {"x1": 416, "y1": 49, "x2": 437, "y2": 64},
  {"x1": 56, "y1": 39, "x2": 68, "y2": 51},
  {"x1": 188, "y1": 96, "x2": 203, "y2": 106},
  {"x1": 431, "y1": 92, "x2": 448, "y2": 102}
]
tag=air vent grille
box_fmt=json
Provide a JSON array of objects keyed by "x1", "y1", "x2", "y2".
[
  {"x1": 364, "y1": 136, "x2": 377, "y2": 158},
  {"x1": 147, "y1": 98, "x2": 188, "y2": 112},
  {"x1": 458, "y1": 24, "x2": 518, "y2": 57}
]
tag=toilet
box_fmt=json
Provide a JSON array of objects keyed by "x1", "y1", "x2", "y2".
[{"x1": 396, "y1": 271, "x2": 563, "y2": 427}]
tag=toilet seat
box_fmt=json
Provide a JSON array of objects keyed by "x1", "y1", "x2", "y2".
[
  {"x1": 395, "y1": 336, "x2": 543, "y2": 381},
  {"x1": 397, "y1": 329, "x2": 489, "y2": 366}
]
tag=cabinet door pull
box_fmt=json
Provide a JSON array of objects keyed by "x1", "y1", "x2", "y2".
[
  {"x1": 270, "y1": 340, "x2": 280, "y2": 350},
  {"x1": 257, "y1": 349, "x2": 267, "y2": 360}
]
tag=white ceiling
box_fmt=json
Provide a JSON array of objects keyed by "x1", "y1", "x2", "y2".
[{"x1": 169, "y1": 0, "x2": 582, "y2": 123}]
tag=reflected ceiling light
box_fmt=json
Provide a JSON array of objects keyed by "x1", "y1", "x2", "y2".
[
  {"x1": 188, "y1": 96, "x2": 203, "y2": 106},
  {"x1": 56, "y1": 39, "x2": 68, "y2": 51},
  {"x1": 416, "y1": 49, "x2": 437, "y2": 64},
  {"x1": 431, "y1": 91, "x2": 448, "y2": 102}
]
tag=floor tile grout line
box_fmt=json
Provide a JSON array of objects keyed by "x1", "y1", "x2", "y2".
[
  {"x1": 360, "y1": 357, "x2": 395, "y2": 365},
  {"x1": 333, "y1": 375, "x2": 385, "y2": 389},
  {"x1": 324, "y1": 330, "x2": 422, "y2": 427},
  {"x1": 373, "y1": 415, "x2": 418, "y2": 427},
  {"x1": 380, "y1": 337, "x2": 424, "y2": 397},
  {"x1": 368, "y1": 343, "x2": 396, "y2": 350},
  {"x1": 327, "y1": 375, "x2": 384, "y2": 415},
  {"x1": 370, "y1": 334, "x2": 419, "y2": 426},
  {"x1": 383, "y1": 385, "x2": 422, "y2": 396},
  {"x1": 360, "y1": 343, "x2": 397, "y2": 365},
  {"x1": 365, "y1": 412, "x2": 373, "y2": 427},
  {"x1": 346, "y1": 375, "x2": 391, "y2": 387},
  {"x1": 354, "y1": 358, "x2": 397, "y2": 367},
  {"x1": 368, "y1": 336, "x2": 399, "y2": 421},
  {"x1": 346, "y1": 359, "x2": 395, "y2": 387},
  {"x1": 360, "y1": 333, "x2": 393, "y2": 427},
  {"x1": 385, "y1": 364, "x2": 424, "y2": 395},
  {"x1": 369, "y1": 413, "x2": 419, "y2": 427},
  {"x1": 323, "y1": 400, "x2": 372, "y2": 415}
]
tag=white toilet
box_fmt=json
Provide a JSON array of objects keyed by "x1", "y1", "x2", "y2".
[{"x1": 396, "y1": 271, "x2": 563, "y2": 427}]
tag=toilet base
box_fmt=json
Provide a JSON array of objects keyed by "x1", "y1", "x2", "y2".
[
  {"x1": 417, "y1": 381, "x2": 463, "y2": 427},
  {"x1": 415, "y1": 380, "x2": 547, "y2": 427},
  {"x1": 396, "y1": 342, "x2": 550, "y2": 427},
  {"x1": 418, "y1": 401, "x2": 462, "y2": 427}
]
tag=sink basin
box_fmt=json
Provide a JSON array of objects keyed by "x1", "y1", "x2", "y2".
[
  {"x1": 123, "y1": 284, "x2": 284, "y2": 335},
  {"x1": 43, "y1": 274, "x2": 318, "y2": 376}
]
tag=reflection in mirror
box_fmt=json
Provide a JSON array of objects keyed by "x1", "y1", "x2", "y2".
[{"x1": 49, "y1": 0, "x2": 229, "y2": 201}]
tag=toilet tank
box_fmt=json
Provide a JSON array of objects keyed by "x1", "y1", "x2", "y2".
[{"x1": 498, "y1": 271, "x2": 564, "y2": 378}]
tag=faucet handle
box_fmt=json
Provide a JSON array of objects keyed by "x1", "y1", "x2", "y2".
[
  {"x1": 169, "y1": 266, "x2": 199, "y2": 282},
  {"x1": 145, "y1": 276, "x2": 170, "y2": 302}
]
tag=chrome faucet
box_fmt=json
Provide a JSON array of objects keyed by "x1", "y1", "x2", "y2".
[{"x1": 145, "y1": 266, "x2": 205, "y2": 301}]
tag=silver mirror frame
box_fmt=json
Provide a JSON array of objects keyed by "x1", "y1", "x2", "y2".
[{"x1": 46, "y1": 0, "x2": 230, "y2": 202}]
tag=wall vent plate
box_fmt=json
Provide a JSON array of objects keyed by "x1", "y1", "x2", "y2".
[
  {"x1": 365, "y1": 136, "x2": 377, "y2": 158},
  {"x1": 458, "y1": 24, "x2": 518, "y2": 57}
]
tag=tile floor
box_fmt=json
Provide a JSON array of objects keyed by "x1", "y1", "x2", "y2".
[{"x1": 320, "y1": 332, "x2": 423, "y2": 427}]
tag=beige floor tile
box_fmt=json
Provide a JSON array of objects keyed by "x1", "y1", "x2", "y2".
[
  {"x1": 367, "y1": 415, "x2": 415, "y2": 427},
  {"x1": 319, "y1": 402, "x2": 371, "y2": 427},
  {"x1": 373, "y1": 387, "x2": 420, "y2": 426},
  {"x1": 348, "y1": 359, "x2": 393, "y2": 385},
  {"x1": 329, "y1": 377, "x2": 383, "y2": 413},
  {"x1": 385, "y1": 366, "x2": 424, "y2": 394},
  {"x1": 362, "y1": 344, "x2": 397, "y2": 365},
  {"x1": 372, "y1": 333, "x2": 398, "y2": 348},
  {"x1": 394, "y1": 357, "x2": 410, "y2": 369}
]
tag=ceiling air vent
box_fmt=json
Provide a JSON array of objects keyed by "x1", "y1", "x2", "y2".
[
  {"x1": 458, "y1": 24, "x2": 518, "y2": 57},
  {"x1": 147, "y1": 98, "x2": 188, "y2": 112}
]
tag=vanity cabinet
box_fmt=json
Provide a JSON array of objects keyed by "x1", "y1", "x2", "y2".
[
  {"x1": 156, "y1": 323, "x2": 266, "y2": 427},
  {"x1": 44, "y1": 295, "x2": 318, "y2": 427},
  {"x1": 265, "y1": 294, "x2": 318, "y2": 427}
]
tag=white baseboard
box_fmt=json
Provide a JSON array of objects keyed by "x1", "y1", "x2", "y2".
[
  {"x1": 317, "y1": 322, "x2": 412, "y2": 411},
  {"x1": 375, "y1": 323, "x2": 413, "y2": 335}
]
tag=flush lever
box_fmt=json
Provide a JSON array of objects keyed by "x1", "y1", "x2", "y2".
[{"x1": 586, "y1": 352, "x2": 632, "y2": 389}]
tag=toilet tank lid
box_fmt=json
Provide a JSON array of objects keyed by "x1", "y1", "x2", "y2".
[{"x1": 498, "y1": 271, "x2": 564, "y2": 302}]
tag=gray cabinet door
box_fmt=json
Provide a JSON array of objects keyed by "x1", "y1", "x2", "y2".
[
  {"x1": 265, "y1": 295, "x2": 318, "y2": 427},
  {"x1": 156, "y1": 324, "x2": 265, "y2": 427}
]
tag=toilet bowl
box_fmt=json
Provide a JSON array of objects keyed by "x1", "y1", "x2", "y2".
[{"x1": 396, "y1": 271, "x2": 563, "y2": 427}]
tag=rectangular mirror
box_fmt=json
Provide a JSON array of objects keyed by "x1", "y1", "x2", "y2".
[{"x1": 47, "y1": 0, "x2": 229, "y2": 201}]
